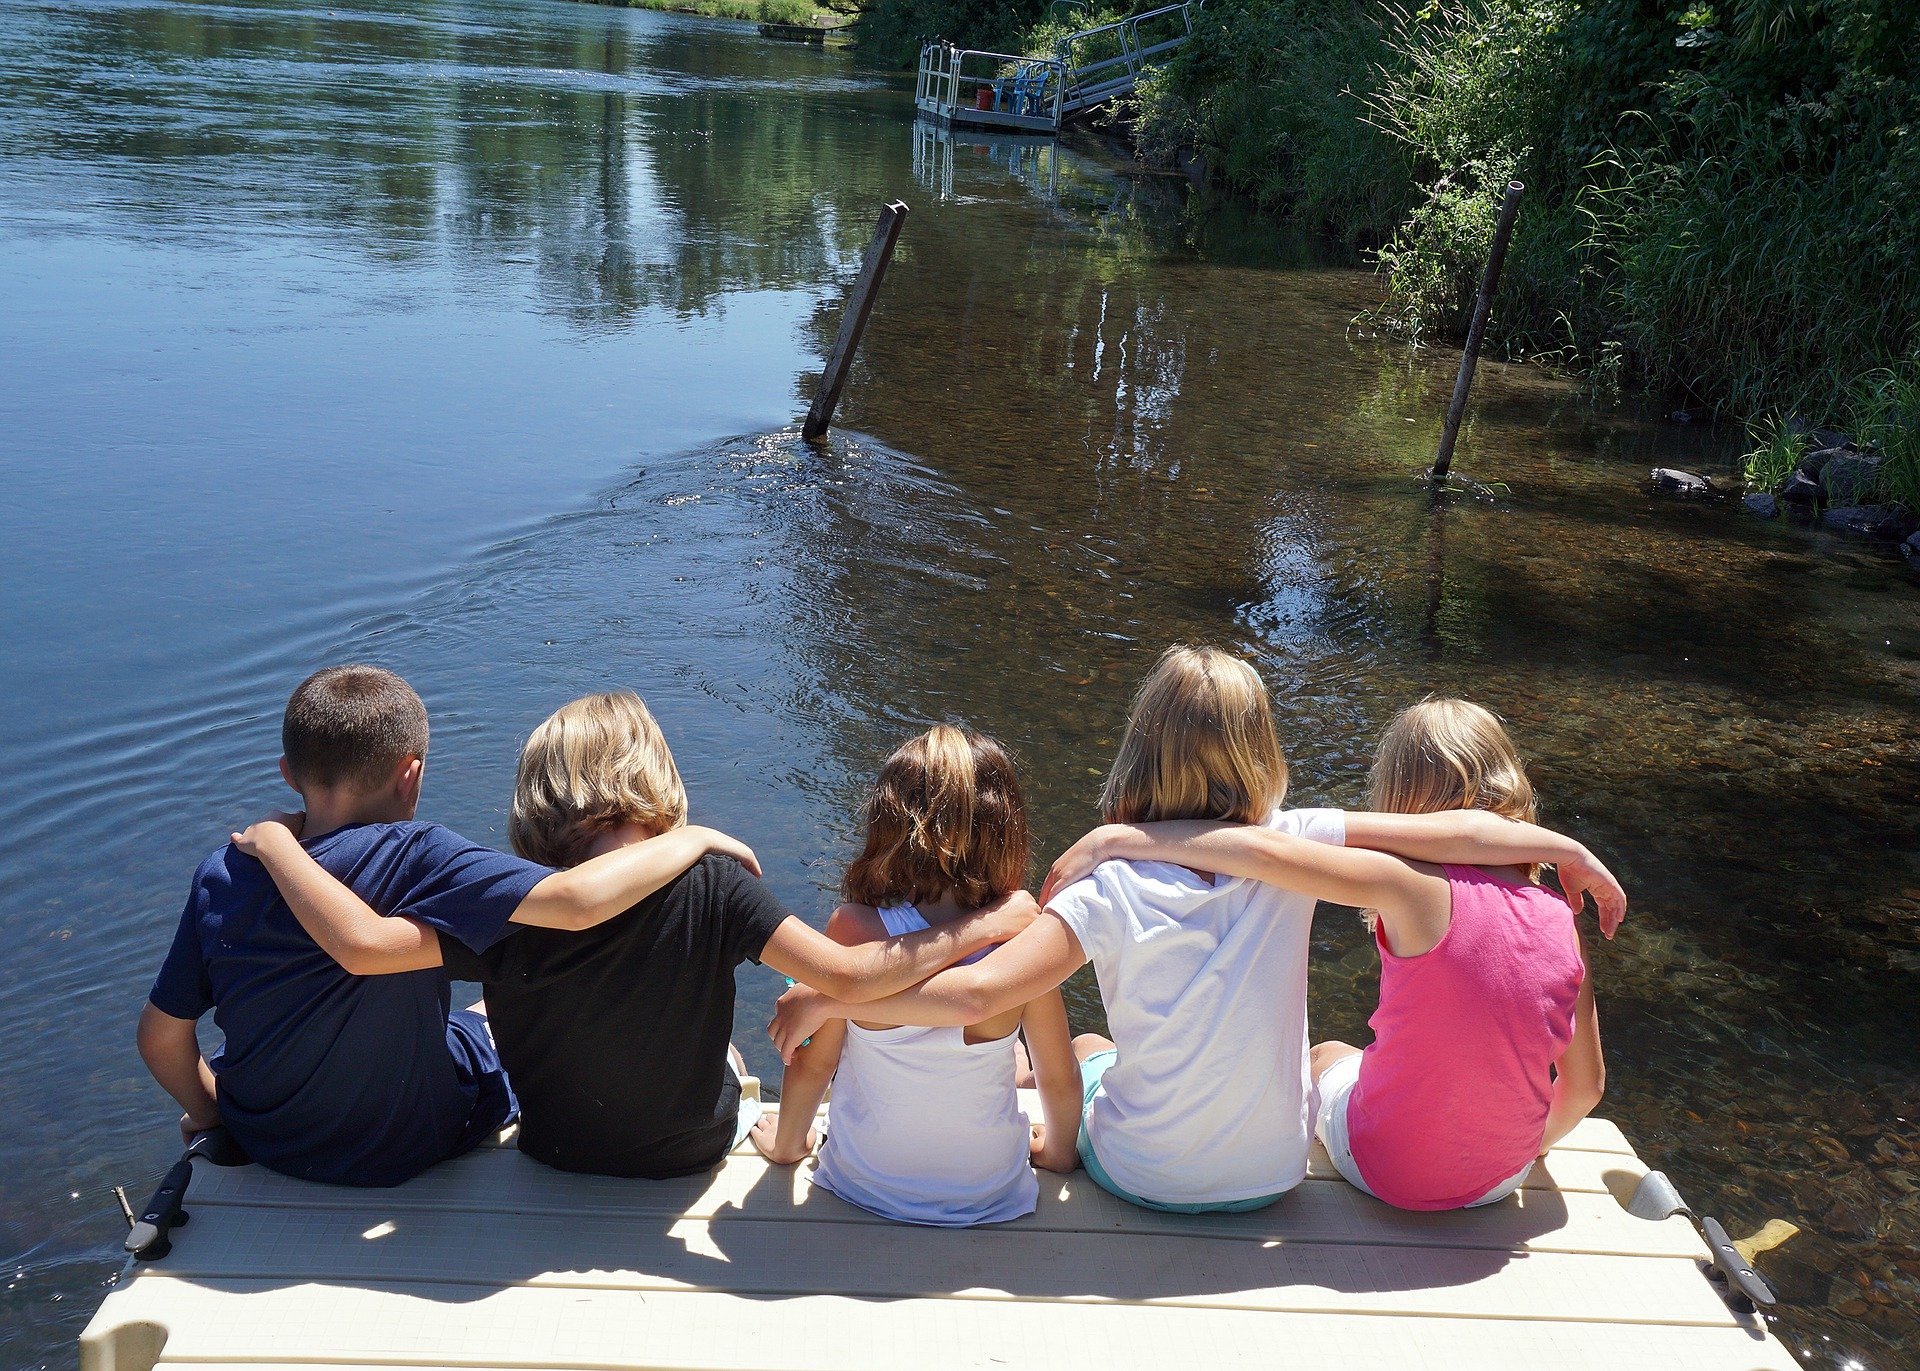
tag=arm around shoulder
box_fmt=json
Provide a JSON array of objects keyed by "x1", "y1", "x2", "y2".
[
  {"x1": 511, "y1": 826, "x2": 760, "y2": 932},
  {"x1": 767, "y1": 912, "x2": 1086, "y2": 1061},
  {"x1": 757, "y1": 890, "x2": 1040, "y2": 1003},
  {"x1": 233, "y1": 817, "x2": 443, "y2": 976},
  {"x1": 1343, "y1": 811, "x2": 1626, "y2": 937}
]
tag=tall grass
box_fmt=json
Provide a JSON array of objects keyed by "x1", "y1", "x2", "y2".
[
  {"x1": 1849, "y1": 363, "x2": 1920, "y2": 512},
  {"x1": 1741, "y1": 417, "x2": 1806, "y2": 495}
]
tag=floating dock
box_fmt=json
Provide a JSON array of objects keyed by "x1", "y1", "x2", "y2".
[
  {"x1": 756, "y1": 20, "x2": 845, "y2": 44},
  {"x1": 82, "y1": 1086, "x2": 1798, "y2": 1371}
]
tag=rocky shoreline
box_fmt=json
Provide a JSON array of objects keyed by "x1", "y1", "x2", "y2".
[{"x1": 1652, "y1": 426, "x2": 1920, "y2": 576}]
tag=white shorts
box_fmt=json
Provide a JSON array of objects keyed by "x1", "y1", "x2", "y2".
[{"x1": 1314, "y1": 1051, "x2": 1530, "y2": 1209}]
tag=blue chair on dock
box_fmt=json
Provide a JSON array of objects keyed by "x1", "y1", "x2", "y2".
[{"x1": 1010, "y1": 62, "x2": 1050, "y2": 117}]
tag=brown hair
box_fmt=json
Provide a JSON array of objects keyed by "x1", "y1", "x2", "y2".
[
  {"x1": 1100, "y1": 645, "x2": 1288, "y2": 825},
  {"x1": 282, "y1": 665, "x2": 429, "y2": 792},
  {"x1": 843, "y1": 725, "x2": 1030, "y2": 910},
  {"x1": 509, "y1": 692, "x2": 688, "y2": 869}
]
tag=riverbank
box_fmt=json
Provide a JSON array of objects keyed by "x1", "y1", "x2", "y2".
[
  {"x1": 572, "y1": 0, "x2": 830, "y2": 26},
  {"x1": 860, "y1": 0, "x2": 1920, "y2": 540}
]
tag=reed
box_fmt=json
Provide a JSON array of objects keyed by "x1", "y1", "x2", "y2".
[{"x1": 1741, "y1": 417, "x2": 1806, "y2": 496}]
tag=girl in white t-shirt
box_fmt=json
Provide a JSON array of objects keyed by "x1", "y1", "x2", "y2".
[
  {"x1": 773, "y1": 647, "x2": 1624, "y2": 1214},
  {"x1": 751, "y1": 725, "x2": 1083, "y2": 1225}
]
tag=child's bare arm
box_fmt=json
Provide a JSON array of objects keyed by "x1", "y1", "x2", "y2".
[
  {"x1": 770, "y1": 913, "x2": 1086, "y2": 1062},
  {"x1": 1541, "y1": 937, "x2": 1605, "y2": 1151},
  {"x1": 136, "y1": 1002, "x2": 221, "y2": 1141},
  {"x1": 511, "y1": 827, "x2": 760, "y2": 931},
  {"x1": 1342, "y1": 812, "x2": 1624, "y2": 936},
  {"x1": 751, "y1": 908, "x2": 876, "y2": 1165},
  {"x1": 1019, "y1": 988, "x2": 1082, "y2": 1173},
  {"x1": 757, "y1": 891, "x2": 1040, "y2": 1004},
  {"x1": 1042, "y1": 814, "x2": 1625, "y2": 937},
  {"x1": 234, "y1": 815, "x2": 443, "y2": 975}
]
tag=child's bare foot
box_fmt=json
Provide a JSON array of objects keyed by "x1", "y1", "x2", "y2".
[{"x1": 748, "y1": 1112, "x2": 816, "y2": 1166}]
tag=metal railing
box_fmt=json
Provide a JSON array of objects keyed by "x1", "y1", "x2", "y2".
[
  {"x1": 1053, "y1": 1, "x2": 1194, "y2": 117},
  {"x1": 915, "y1": 1, "x2": 1197, "y2": 131},
  {"x1": 915, "y1": 43, "x2": 1065, "y2": 124}
]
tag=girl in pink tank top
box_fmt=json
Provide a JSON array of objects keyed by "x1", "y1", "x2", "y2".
[{"x1": 1315, "y1": 700, "x2": 1607, "y2": 1210}]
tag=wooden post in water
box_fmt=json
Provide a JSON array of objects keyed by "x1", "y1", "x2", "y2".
[
  {"x1": 802, "y1": 201, "x2": 909, "y2": 442},
  {"x1": 1430, "y1": 180, "x2": 1523, "y2": 482}
]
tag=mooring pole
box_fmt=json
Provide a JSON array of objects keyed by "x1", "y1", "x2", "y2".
[
  {"x1": 1430, "y1": 179, "x2": 1523, "y2": 482},
  {"x1": 802, "y1": 200, "x2": 909, "y2": 442}
]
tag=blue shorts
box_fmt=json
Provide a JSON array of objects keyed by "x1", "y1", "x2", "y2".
[
  {"x1": 447, "y1": 1007, "x2": 518, "y2": 1157},
  {"x1": 1075, "y1": 1050, "x2": 1285, "y2": 1215}
]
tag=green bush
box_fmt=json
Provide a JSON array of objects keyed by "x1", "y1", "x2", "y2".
[
  {"x1": 756, "y1": 0, "x2": 817, "y2": 23},
  {"x1": 1133, "y1": 0, "x2": 1408, "y2": 242}
]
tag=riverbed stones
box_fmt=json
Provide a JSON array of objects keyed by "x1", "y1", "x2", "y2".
[
  {"x1": 1781, "y1": 471, "x2": 1823, "y2": 508},
  {"x1": 1650, "y1": 467, "x2": 1712, "y2": 496},
  {"x1": 1820, "y1": 504, "x2": 1919, "y2": 541},
  {"x1": 1819, "y1": 453, "x2": 1884, "y2": 505},
  {"x1": 1744, "y1": 492, "x2": 1780, "y2": 519},
  {"x1": 1798, "y1": 444, "x2": 1851, "y2": 478}
]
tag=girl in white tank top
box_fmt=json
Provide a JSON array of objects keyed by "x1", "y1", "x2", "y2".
[{"x1": 751, "y1": 727, "x2": 1083, "y2": 1226}]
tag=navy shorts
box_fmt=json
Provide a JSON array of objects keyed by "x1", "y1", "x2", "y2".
[{"x1": 446, "y1": 1007, "x2": 518, "y2": 1157}]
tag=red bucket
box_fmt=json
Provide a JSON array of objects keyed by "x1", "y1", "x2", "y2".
[{"x1": 976, "y1": 86, "x2": 993, "y2": 111}]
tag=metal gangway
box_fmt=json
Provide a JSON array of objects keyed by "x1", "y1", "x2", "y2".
[{"x1": 914, "y1": 1, "x2": 1196, "y2": 135}]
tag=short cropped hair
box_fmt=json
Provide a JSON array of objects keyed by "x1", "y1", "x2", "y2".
[
  {"x1": 1101, "y1": 645, "x2": 1288, "y2": 825},
  {"x1": 843, "y1": 725, "x2": 1030, "y2": 910},
  {"x1": 509, "y1": 692, "x2": 688, "y2": 870},
  {"x1": 282, "y1": 665, "x2": 429, "y2": 792}
]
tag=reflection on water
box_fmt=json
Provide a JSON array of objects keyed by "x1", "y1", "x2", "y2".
[{"x1": 1, "y1": 0, "x2": 1915, "y2": 1367}]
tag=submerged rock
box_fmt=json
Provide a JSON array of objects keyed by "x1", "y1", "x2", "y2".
[
  {"x1": 1820, "y1": 504, "x2": 1919, "y2": 541},
  {"x1": 1650, "y1": 467, "x2": 1713, "y2": 496},
  {"x1": 1744, "y1": 493, "x2": 1780, "y2": 519},
  {"x1": 1820, "y1": 453, "x2": 1884, "y2": 505}
]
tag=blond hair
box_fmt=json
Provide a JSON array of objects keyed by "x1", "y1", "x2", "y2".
[
  {"x1": 843, "y1": 725, "x2": 1029, "y2": 910},
  {"x1": 1368, "y1": 698, "x2": 1536, "y2": 824},
  {"x1": 509, "y1": 692, "x2": 688, "y2": 869},
  {"x1": 1101, "y1": 646, "x2": 1288, "y2": 825}
]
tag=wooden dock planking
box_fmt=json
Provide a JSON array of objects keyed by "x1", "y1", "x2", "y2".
[{"x1": 81, "y1": 1096, "x2": 1799, "y2": 1371}]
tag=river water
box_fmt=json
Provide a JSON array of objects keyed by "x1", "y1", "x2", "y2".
[{"x1": 2, "y1": 0, "x2": 1915, "y2": 1365}]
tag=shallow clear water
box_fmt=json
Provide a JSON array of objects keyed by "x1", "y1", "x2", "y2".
[{"x1": 2, "y1": 0, "x2": 1916, "y2": 1365}]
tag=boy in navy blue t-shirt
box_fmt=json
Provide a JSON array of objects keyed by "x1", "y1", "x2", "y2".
[{"x1": 137, "y1": 665, "x2": 757, "y2": 1186}]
